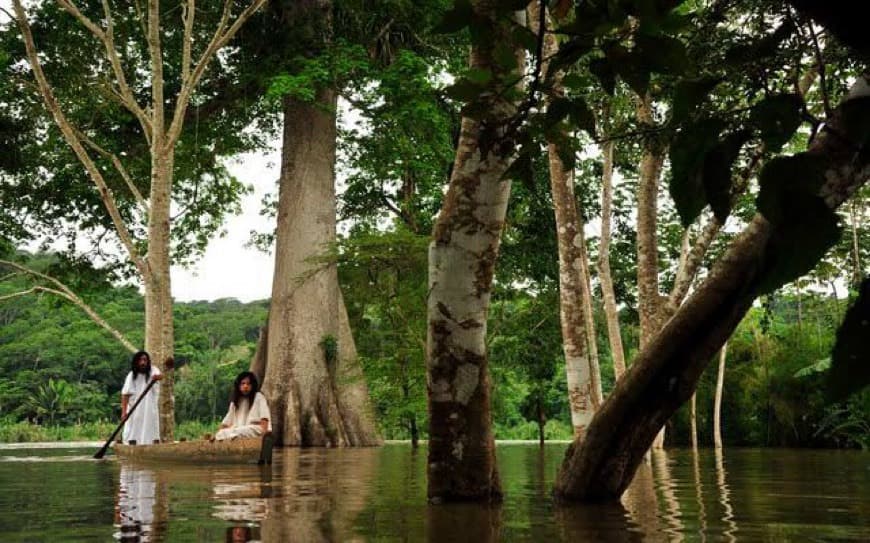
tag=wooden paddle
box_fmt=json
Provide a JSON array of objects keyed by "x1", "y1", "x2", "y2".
[{"x1": 94, "y1": 357, "x2": 174, "y2": 459}]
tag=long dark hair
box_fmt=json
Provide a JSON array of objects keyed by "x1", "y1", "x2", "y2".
[
  {"x1": 230, "y1": 371, "x2": 259, "y2": 407},
  {"x1": 130, "y1": 351, "x2": 152, "y2": 380}
]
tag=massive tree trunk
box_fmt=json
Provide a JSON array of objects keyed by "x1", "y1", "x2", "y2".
[
  {"x1": 554, "y1": 83, "x2": 870, "y2": 502},
  {"x1": 713, "y1": 343, "x2": 728, "y2": 449},
  {"x1": 597, "y1": 137, "x2": 627, "y2": 379},
  {"x1": 426, "y1": 0, "x2": 521, "y2": 503},
  {"x1": 261, "y1": 91, "x2": 380, "y2": 446}
]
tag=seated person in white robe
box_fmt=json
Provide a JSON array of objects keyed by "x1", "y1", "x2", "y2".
[{"x1": 215, "y1": 371, "x2": 271, "y2": 441}]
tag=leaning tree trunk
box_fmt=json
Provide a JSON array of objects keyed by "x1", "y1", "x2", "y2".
[
  {"x1": 713, "y1": 342, "x2": 728, "y2": 448},
  {"x1": 426, "y1": 0, "x2": 521, "y2": 503},
  {"x1": 554, "y1": 82, "x2": 870, "y2": 502},
  {"x1": 262, "y1": 91, "x2": 380, "y2": 446}
]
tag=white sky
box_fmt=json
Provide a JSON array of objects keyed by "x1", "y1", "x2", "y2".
[{"x1": 170, "y1": 146, "x2": 279, "y2": 303}]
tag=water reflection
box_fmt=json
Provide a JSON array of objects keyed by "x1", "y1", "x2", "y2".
[
  {"x1": 212, "y1": 466, "x2": 272, "y2": 523},
  {"x1": 715, "y1": 447, "x2": 738, "y2": 542},
  {"x1": 1, "y1": 444, "x2": 868, "y2": 541},
  {"x1": 652, "y1": 449, "x2": 684, "y2": 540},
  {"x1": 259, "y1": 447, "x2": 379, "y2": 542},
  {"x1": 114, "y1": 465, "x2": 167, "y2": 541}
]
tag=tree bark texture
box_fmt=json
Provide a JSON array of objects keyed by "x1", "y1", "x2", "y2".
[
  {"x1": 426, "y1": 0, "x2": 521, "y2": 503},
  {"x1": 597, "y1": 138, "x2": 627, "y2": 379},
  {"x1": 531, "y1": 5, "x2": 602, "y2": 439},
  {"x1": 145, "y1": 150, "x2": 176, "y2": 442},
  {"x1": 635, "y1": 93, "x2": 667, "y2": 348},
  {"x1": 554, "y1": 84, "x2": 870, "y2": 502},
  {"x1": 263, "y1": 92, "x2": 380, "y2": 447}
]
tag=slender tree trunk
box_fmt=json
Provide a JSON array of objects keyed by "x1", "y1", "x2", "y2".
[
  {"x1": 426, "y1": 0, "x2": 521, "y2": 503},
  {"x1": 689, "y1": 392, "x2": 698, "y2": 450},
  {"x1": 578, "y1": 225, "x2": 604, "y2": 403},
  {"x1": 532, "y1": 5, "x2": 601, "y2": 438},
  {"x1": 597, "y1": 138, "x2": 627, "y2": 379},
  {"x1": 537, "y1": 400, "x2": 546, "y2": 447},
  {"x1": 850, "y1": 199, "x2": 864, "y2": 288},
  {"x1": 634, "y1": 93, "x2": 668, "y2": 449},
  {"x1": 713, "y1": 342, "x2": 727, "y2": 449},
  {"x1": 553, "y1": 84, "x2": 870, "y2": 501},
  {"x1": 263, "y1": 91, "x2": 379, "y2": 446},
  {"x1": 145, "y1": 150, "x2": 175, "y2": 442}
]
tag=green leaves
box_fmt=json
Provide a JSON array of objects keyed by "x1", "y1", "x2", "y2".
[
  {"x1": 669, "y1": 118, "x2": 725, "y2": 226},
  {"x1": 749, "y1": 93, "x2": 804, "y2": 152},
  {"x1": 828, "y1": 278, "x2": 870, "y2": 401},
  {"x1": 701, "y1": 129, "x2": 752, "y2": 222},
  {"x1": 671, "y1": 77, "x2": 722, "y2": 124},
  {"x1": 755, "y1": 154, "x2": 841, "y2": 294},
  {"x1": 434, "y1": 0, "x2": 473, "y2": 34},
  {"x1": 545, "y1": 96, "x2": 596, "y2": 137}
]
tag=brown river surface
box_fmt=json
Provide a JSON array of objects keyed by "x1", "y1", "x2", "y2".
[{"x1": 0, "y1": 442, "x2": 867, "y2": 541}]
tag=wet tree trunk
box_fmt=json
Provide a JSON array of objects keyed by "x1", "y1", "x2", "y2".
[
  {"x1": 713, "y1": 342, "x2": 727, "y2": 448},
  {"x1": 554, "y1": 85, "x2": 870, "y2": 502},
  {"x1": 426, "y1": 0, "x2": 521, "y2": 503},
  {"x1": 261, "y1": 91, "x2": 380, "y2": 447}
]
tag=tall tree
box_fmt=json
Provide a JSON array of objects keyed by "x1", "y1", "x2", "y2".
[
  {"x1": 529, "y1": 4, "x2": 602, "y2": 439},
  {"x1": 252, "y1": 0, "x2": 381, "y2": 447},
  {"x1": 6, "y1": 0, "x2": 266, "y2": 439},
  {"x1": 425, "y1": 0, "x2": 524, "y2": 502}
]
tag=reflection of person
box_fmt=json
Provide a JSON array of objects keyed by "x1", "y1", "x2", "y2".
[
  {"x1": 115, "y1": 465, "x2": 157, "y2": 542},
  {"x1": 121, "y1": 351, "x2": 162, "y2": 445},
  {"x1": 215, "y1": 372, "x2": 271, "y2": 441},
  {"x1": 226, "y1": 525, "x2": 259, "y2": 542}
]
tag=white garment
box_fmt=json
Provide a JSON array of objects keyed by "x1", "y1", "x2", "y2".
[
  {"x1": 215, "y1": 392, "x2": 271, "y2": 441},
  {"x1": 121, "y1": 367, "x2": 161, "y2": 445},
  {"x1": 116, "y1": 465, "x2": 156, "y2": 541}
]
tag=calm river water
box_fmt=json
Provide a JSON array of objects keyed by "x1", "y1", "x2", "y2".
[{"x1": 0, "y1": 442, "x2": 867, "y2": 541}]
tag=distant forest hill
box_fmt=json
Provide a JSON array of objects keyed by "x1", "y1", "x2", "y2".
[
  {"x1": 1, "y1": 249, "x2": 866, "y2": 449},
  {"x1": 0, "y1": 250, "x2": 268, "y2": 428}
]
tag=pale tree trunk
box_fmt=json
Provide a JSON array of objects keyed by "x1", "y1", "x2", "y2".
[
  {"x1": 534, "y1": 6, "x2": 601, "y2": 437},
  {"x1": 554, "y1": 82, "x2": 870, "y2": 502},
  {"x1": 713, "y1": 342, "x2": 728, "y2": 449},
  {"x1": 145, "y1": 150, "x2": 176, "y2": 441},
  {"x1": 262, "y1": 91, "x2": 380, "y2": 447},
  {"x1": 597, "y1": 137, "x2": 627, "y2": 379},
  {"x1": 689, "y1": 392, "x2": 698, "y2": 450},
  {"x1": 426, "y1": 0, "x2": 521, "y2": 503},
  {"x1": 578, "y1": 225, "x2": 604, "y2": 403},
  {"x1": 12, "y1": 0, "x2": 267, "y2": 442}
]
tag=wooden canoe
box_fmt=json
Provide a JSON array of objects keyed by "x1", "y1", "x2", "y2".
[{"x1": 113, "y1": 434, "x2": 273, "y2": 464}]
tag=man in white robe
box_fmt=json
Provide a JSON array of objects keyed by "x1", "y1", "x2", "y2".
[{"x1": 121, "y1": 351, "x2": 162, "y2": 445}]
